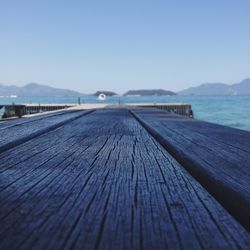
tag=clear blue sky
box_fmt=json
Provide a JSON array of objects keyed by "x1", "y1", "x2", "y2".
[{"x1": 0, "y1": 0, "x2": 249, "y2": 94}]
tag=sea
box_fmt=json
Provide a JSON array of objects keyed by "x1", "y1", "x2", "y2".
[{"x1": 1, "y1": 95, "x2": 250, "y2": 132}]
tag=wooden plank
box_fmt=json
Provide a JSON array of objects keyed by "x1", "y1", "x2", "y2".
[
  {"x1": 131, "y1": 108, "x2": 250, "y2": 230},
  {"x1": 0, "y1": 109, "x2": 94, "y2": 154},
  {"x1": 0, "y1": 109, "x2": 249, "y2": 249},
  {"x1": 0, "y1": 109, "x2": 78, "y2": 129},
  {"x1": 0, "y1": 115, "x2": 92, "y2": 173}
]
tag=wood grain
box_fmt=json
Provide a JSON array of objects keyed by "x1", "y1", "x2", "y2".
[
  {"x1": 0, "y1": 109, "x2": 94, "y2": 154},
  {"x1": 0, "y1": 109, "x2": 249, "y2": 249},
  {"x1": 131, "y1": 108, "x2": 250, "y2": 231}
]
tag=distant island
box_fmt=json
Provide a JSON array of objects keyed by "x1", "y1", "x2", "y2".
[
  {"x1": 93, "y1": 91, "x2": 118, "y2": 96},
  {"x1": 0, "y1": 83, "x2": 85, "y2": 97},
  {"x1": 1, "y1": 78, "x2": 250, "y2": 97},
  {"x1": 124, "y1": 89, "x2": 176, "y2": 96},
  {"x1": 179, "y1": 78, "x2": 250, "y2": 95}
]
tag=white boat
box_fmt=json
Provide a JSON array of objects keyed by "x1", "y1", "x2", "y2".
[
  {"x1": 10, "y1": 95, "x2": 17, "y2": 98},
  {"x1": 97, "y1": 93, "x2": 106, "y2": 101}
]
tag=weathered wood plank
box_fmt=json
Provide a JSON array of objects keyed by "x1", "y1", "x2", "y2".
[
  {"x1": 0, "y1": 109, "x2": 94, "y2": 154},
  {"x1": 131, "y1": 108, "x2": 250, "y2": 230},
  {"x1": 0, "y1": 109, "x2": 77, "y2": 129},
  {"x1": 0, "y1": 109, "x2": 249, "y2": 249}
]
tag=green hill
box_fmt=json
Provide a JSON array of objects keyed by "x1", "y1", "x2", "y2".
[{"x1": 124, "y1": 89, "x2": 176, "y2": 96}]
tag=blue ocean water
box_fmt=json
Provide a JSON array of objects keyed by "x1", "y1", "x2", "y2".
[{"x1": 1, "y1": 95, "x2": 250, "y2": 131}]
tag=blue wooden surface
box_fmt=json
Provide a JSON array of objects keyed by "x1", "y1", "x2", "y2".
[
  {"x1": 0, "y1": 108, "x2": 249, "y2": 249},
  {"x1": 131, "y1": 108, "x2": 250, "y2": 231}
]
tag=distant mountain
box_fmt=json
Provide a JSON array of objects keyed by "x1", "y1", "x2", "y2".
[
  {"x1": 179, "y1": 78, "x2": 250, "y2": 95},
  {"x1": 0, "y1": 83, "x2": 84, "y2": 97},
  {"x1": 0, "y1": 83, "x2": 20, "y2": 96},
  {"x1": 124, "y1": 89, "x2": 176, "y2": 96},
  {"x1": 93, "y1": 91, "x2": 118, "y2": 96}
]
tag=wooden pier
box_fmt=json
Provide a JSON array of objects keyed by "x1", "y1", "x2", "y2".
[
  {"x1": 0, "y1": 103, "x2": 193, "y2": 119},
  {"x1": 128, "y1": 103, "x2": 193, "y2": 117},
  {"x1": 0, "y1": 108, "x2": 249, "y2": 249},
  {"x1": 0, "y1": 104, "x2": 76, "y2": 118}
]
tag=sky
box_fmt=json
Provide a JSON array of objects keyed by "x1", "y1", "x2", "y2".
[{"x1": 0, "y1": 0, "x2": 249, "y2": 94}]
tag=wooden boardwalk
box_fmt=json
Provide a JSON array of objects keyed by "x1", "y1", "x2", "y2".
[{"x1": 0, "y1": 108, "x2": 249, "y2": 249}]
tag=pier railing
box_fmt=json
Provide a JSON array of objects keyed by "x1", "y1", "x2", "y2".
[
  {"x1": 0, "y1": 103, "x2": 193, "y2": 119},
  {"x1": 127, "y1": 103, "x2": 193, "y2": 117},
  {"x1": 0, "y1": 104, "x2": 75, "y2": 118}
]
